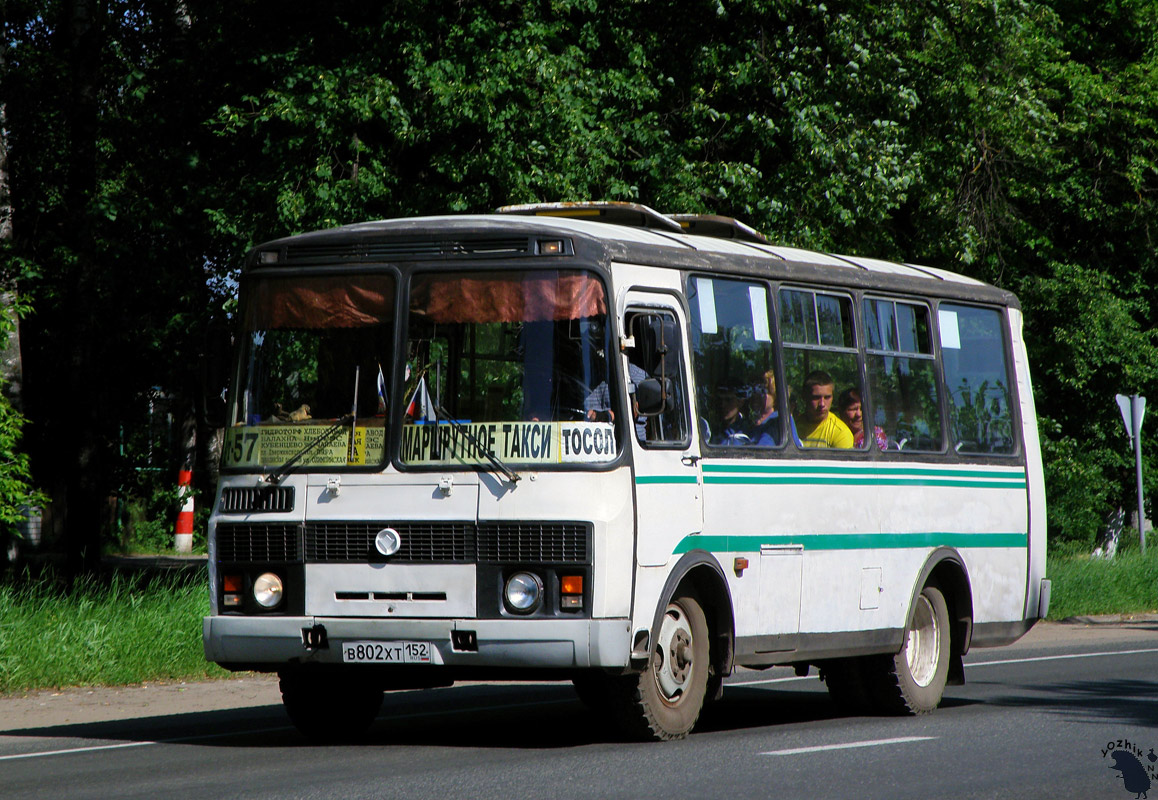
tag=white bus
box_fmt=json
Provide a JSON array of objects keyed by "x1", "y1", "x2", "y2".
[{"x1": 204, "y1": 202, "x2": 1049, "y2": 741}]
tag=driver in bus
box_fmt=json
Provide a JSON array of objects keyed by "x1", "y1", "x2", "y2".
[
  {"x1": 586, "y1": 361, "x2": 648, "y2": 441},
  {"x1": 794, "y1": 370, "x2": 854, "y2": 449}
]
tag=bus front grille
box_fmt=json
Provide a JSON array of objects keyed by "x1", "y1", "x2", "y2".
[
  {"x1": 306, "y1": 522, "x2": 475, "y2": 563},
  {"x1": 477, "y1": 522, "x2": 589, "y2": 563},
  {"x1": 216, "y1": 522, "x2": 302, "y2": 562},
  {"x1": 216, "y1": 521, "x2": 591, "y2": 565},
  {"x1": 306, "y1": 521, "x2": 590, "y2": 564}
]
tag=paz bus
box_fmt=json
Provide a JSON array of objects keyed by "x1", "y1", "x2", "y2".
[{"x1": 203, "y1": 201, "x2": 1049, "y2": 741}]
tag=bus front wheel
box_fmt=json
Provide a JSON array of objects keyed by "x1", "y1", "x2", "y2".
[
  {"x1": 611, "y1": 590, "x2": 710, "y2": 741},
  {"x1": 279, "y1": 670, "x2": 384, "y2": 743}
]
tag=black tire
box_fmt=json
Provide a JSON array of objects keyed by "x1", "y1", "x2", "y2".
[
  {"x1": 608, "y1": 591, "x2": 711, "y2": 741},
  {"x1": 869, "y1": 585, "x2": 951, "y2": 715},
  {"x1": 279, "y1": 670, "x2": 384, "y2": 743},
  {"x1": 572, "y1": 671, "x2": 616, "y2": 717},
  {"x1": 821, "y1": 657, "x2": 876, "y2": 713}
]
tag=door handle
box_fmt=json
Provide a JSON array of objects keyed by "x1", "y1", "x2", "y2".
[{"x1": 681, "y1": 455, "x2": 701, "y2": 467}]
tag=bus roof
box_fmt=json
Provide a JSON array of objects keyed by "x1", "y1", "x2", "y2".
[{"x1": 248, "y1": 209, "x2": 1010, "y2": 304}]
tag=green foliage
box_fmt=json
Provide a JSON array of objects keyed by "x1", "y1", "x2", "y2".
[
  {"x1": 1047, "y1": 548, "x2": 1158, "y2": 619},
  {"x1": 0, "y1": 396, "x2": 45, "y2": 530},
  {"x1": 5, "y1": 0, "x2": 1158, "y2": 554},
  {"x1": 0, "y1": 570, "x2": 226, "y2": 693},
  {"x1": 0, "y1": 300, "x2": 46, "y2": 537}
]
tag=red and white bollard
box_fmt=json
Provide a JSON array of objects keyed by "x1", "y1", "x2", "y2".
[{"x1": 175, "y1": 468, "x2": 194, "y2": 553}]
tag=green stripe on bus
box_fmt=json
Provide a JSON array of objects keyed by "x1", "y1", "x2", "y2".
[
  {"x1": 698, "y1": 462, "x2": 1025, "y2": 489},
  {"x1": 701, "y1": 463, "x2": 1025, "y2": 479},
  {"x1": 702, "y1": 476, "x2": 1025, "y2": 489},
  {"x1": 673, "y1": 531, "x2": 1028, "y2": 554},
  {"x1": 635, "y1": 475, "x2": 700, "y2": 485}
]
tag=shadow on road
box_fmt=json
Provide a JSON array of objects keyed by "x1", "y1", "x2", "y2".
[
  {"x1": 980, "y1": 678, "x2": 1158, "y2": 729},
  {"x1": 1, "y1": 680, "x2": 902, "y2": 751}
]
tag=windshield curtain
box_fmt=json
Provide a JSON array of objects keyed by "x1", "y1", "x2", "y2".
[
  {"x1": 402, "y1": 269, "x2": 620, "y2": 467},
  {"x1": 223, "y1": 273, "x2": 395, "y2": 471},
  {"x1": 244, "y1": 274, "x2": 394, "y2": 329},
  {"x1": 408, "y1": 270, "x2": 607, "y2": 323}
]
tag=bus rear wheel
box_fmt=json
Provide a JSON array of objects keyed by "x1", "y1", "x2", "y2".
[
  {"x1": 610, "y1": 591, "x2": 711, "y2": 741},
  {"x1": 821, "y1": 657, "x2": 874, "y2": 713},
  {"x1": 279, "y1": 670, "x2": 384, "y2": 743},
  {"x1": 872, "y1": 585, "x2": 950, "y2": 714}
]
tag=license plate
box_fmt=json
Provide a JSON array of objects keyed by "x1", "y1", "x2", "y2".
[{"x1": 341, "y1": 641, "x2": 432, "y2": 664}]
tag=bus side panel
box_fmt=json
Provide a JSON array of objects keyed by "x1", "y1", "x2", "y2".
[
  {"x1": 1008, "y1": 307, "x2": 1048, "y2": 619},
  {"x1": 698, "y1": 460, "x2": 1030, "y2": 637}
]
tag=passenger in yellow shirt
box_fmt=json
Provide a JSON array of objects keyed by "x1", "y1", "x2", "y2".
[{"x1": 794, "y1": 370, "x2": 854, "y2": 449}]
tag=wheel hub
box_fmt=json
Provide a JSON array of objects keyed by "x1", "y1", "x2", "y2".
[
  {"x1": 906, "y1": 594, "x2": 941, "y2": 687},
  {"x1": 654, "y1": 604, "x2": 696, "y2": 700}
]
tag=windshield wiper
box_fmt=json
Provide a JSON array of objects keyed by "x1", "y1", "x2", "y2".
[
  {"x1": 433, "y1": 405, "x2": 521, "y2": 485},
  {"x1": 264, "y1": 414, "x2": 354, "y2": 485}
]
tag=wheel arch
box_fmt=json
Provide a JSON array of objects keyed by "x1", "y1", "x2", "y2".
[
  {"x1": 907, "y1": 547, "x2": 974, "y2": 685},
  {"x1": 645, "y1": 549, "x2": 735, "y2": 678}
]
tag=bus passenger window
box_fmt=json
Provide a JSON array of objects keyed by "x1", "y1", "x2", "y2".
[
  {"x1": 863, "y1": 298, "x2": 942, "y2": 452},
  {"x1": 688, "y1": 277, "x2": 782, "y2": 448},
  {"x1": 939, "y1": 304, "x2": 1016, "y2": 455},
  {"x1": 779, "y1": 288, "x2": 859, "y2": 449}
]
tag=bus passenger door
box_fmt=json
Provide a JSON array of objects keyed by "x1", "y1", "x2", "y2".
[{"x1": 624, "y1": 298, "x2": 703, "y2": 567}]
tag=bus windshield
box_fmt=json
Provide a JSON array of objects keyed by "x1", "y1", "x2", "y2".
[
  {"x1": 400, "y1": 269, "x2": 620, "y2": 467},
  {"x1": 223, "y1": 273, "x2": 395, "y2": 470}
]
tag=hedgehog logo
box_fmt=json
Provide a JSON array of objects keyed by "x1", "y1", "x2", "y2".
[{"x1": 1103, "y1": 738, "x2": 1158, "y2": 798}]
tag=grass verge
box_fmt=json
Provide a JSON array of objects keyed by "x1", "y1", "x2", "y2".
[
  {"x1": 1046, "y1": 548, "x2": 1158, "y2": 619},
  {"x1": 0, "y1": 570, "x2": 230, "y2": 694}
]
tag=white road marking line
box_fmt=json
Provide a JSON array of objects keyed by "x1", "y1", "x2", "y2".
[
  {"x1": 0, "y1": 740, "x2": 157, "y2": 762},
  {"x1": 966, "y1": 647, "x2": 1158, "y2": 668},
  {"x1": 0, "y1": 726, "x2": 290, "y2": 762},
  {"x1": 733, "y1": 675, "x2": 812, "y2": 686},
  {"x1": 762, "y1": 735, "x2": 935, "y2": 756},
  {"x1": 733, "y1": 646, "x2": 1158, "y2": 687},
  {"x1": 0, "y1": 699, "x2": 575, "y2": 762}
]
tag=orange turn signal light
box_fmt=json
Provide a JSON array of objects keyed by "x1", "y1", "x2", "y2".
[
  {"x1": 561, "y1": 575, "x2": 583, "y2": 595},
  {"x1": 223, "y1": 574, "x2": 243, "y2": 593}
]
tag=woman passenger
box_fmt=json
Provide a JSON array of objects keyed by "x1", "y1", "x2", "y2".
[{"x1": 838, "y1": 388, "x2": 887, "y2": 450}]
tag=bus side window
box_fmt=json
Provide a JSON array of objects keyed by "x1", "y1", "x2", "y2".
[
  {"x1": 939, "y1": 304, "x2": 1016, "y2": 455},
  {"x1": 688, "y1": 276, "x2": 782, "y2": 449},
  {"x1": 863, "y1": 298, "x2": 942, "y2": 452},
  {"x1": 779, "y1": 288, "x2": 861, "y2": 450}
]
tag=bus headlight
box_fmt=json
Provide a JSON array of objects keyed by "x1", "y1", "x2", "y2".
[
  {"x1": 504, "y1": 572, "x2": 543, "y2": 614},
  {"x1": 253, "y1": 572, "x2": 284, "y2": 608}
]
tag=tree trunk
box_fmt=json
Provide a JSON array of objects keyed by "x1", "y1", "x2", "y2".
[{"x1": 24, "y1": 0, "x2": 108, "y2": 576}]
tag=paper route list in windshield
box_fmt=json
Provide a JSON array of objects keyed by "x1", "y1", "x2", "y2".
[
  {"x1": 401, "y1": 420, "x2": 616, "y2": 466},
  {"x1": 223, "y1": 420, "x2": 615, "y2": 469}
]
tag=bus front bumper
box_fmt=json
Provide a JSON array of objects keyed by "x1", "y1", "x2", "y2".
[{"x1": 203, "y1": 615, "x2": 632, "y2": 670}]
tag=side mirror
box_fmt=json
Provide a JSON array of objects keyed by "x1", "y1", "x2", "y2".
[{"x1": 635, "y1": 377, "x2": 673, "y2": 416}]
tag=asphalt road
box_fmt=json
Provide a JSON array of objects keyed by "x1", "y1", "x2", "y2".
[{"x1": 2, "y1": 619, "x2": 1157, "y2": 800}]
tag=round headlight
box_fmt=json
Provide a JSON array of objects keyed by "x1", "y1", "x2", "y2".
[
  {"x1": 504, "y1": 571, "x2": 543, "y2": 613},
  {"x1": 253, "y1": 572, "x2": 284, "y2": 608}
]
